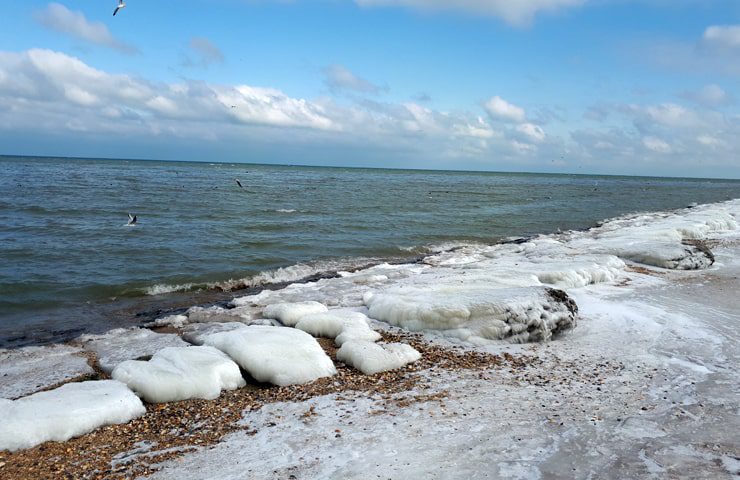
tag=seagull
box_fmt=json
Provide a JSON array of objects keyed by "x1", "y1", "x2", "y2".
[
  {"x1": 113, "y1": 0, "x2": 126, "y2": 16},
  {"x1": 235, "y1": 179, "x2": 244, "y2": 188},
  {"x1": 127, "y1": 213, "x2": 137, "y2": 226}
]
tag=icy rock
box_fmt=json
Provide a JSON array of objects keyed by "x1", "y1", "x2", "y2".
[
  {"x1": 262, "y1": 301, "x2": 328, "y2": 327},
  {"x1": 182, "y1": 322, "x2": 249, "y2": 346},
  {"x1": 111, "y1": 346, "x2": 246, "y2": 403},
  {"x1": 147, "y1": 314, "x2": 189, "y2": 328},
  {"x1": 203, "y1": 326, "x2": 336, "y2": 386},
  {"x1": 0, "y1": 380, "x2": 145, "y2": 452},
  {"x1": 295, "y1": 313, "x2": 345, "y2": 338},
  {"x1": 365, "y1": 286, "x2": 577, "y2": 343},
  {"x1": 294, "y1": 311, "x2": 381, "y2": 346},
  {"x1": 0, "y1": 344, "x2": 94, "y2": 399},
  {"x1": 614, "y1": 241, "x2": 715, "y2": 270},
  {"x1": 336, "y1": 341, "x2": 421, "y2": 374},
  {"x1": 81, "y1": 328, "x2": 190, "y2": 374}
]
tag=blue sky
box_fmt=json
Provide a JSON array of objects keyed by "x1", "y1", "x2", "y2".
[{"x1": 0, "y1": 1, "x2": 738, "y2": 177}]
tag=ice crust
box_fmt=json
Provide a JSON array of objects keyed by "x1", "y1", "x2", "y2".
[
  {"x1": 111, "y1": 346, "x2": 246, "y2": 403},
  {"x1": 0, "y1": 344, "x2": 94, "y2": 399},
  {"x1": 0, "y1": 380, "x2": 145, "y2": 452},
  {"x1": 294, "y1": 310, "x2": 381, "y2": 346},
  {"x1": 262, "y1": 301, "x2": 328, "y2": 326},
  {"x1": 203, "y1": 326, "x2": 337, "y2": 386},
  {"x1": 336, "y1": 341, "x2": 421, "y2": 374},
  {"x1": 81, "y1": 328, "x2": 189, "y2": 374}
]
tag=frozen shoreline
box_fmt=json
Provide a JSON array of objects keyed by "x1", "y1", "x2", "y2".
[{"x1": 1, "y1": 200, "x2": 739, "y2": 478}]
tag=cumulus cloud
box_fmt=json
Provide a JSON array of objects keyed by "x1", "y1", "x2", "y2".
[
  {"x1": 703, "y1": 25, "x2": 740, "y2": 50},
  {"x1": 680, "y1": 84, "x2": 734, "y2": 107},
  {"x1": 323, "y1": 65, "x2": 387, "y2": 94},
  {"x1": 642, "y1": 136, "x2": 672, "y2": 154},
  {"x1": 183, "y1": 37, "x2": 225, "y2": 68},
  {"x1": 484, "y1": 96, "x2": 525, "y2": 123},
  {"x1": 354, "y1": 0, "x2": 587, "y2": 26},
  {"x1": 34, "y1": 3, "x2": 137, "y2": 54},
  {"x1": 516, "y1": 122, "x2": 545, "y2": 142}
]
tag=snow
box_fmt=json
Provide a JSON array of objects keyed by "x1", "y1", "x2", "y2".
[
  {"x1": 294, "y1": 313, "x2": 344, "y2": 338},
  {"x1": 261, "y1": 301, "x2": 328, "y2": 327},
  {"x1": 80, "y1": 328, "x2": 190, "y2": 374},
  {"x1": 0, "y1": 380, "x2": 145, "y2": 452},
  {"x1": 336, "y1": 340, "x2": 421, "y2": 374},
  {"x1": 0, "y1": 344, "x2": 93, "y2": 399},
  {"x1": 203, "y1": 326, "x2": 336, "y2": 386},
  {"x1": 111, "y1": 346, "x2": 246, "y2": 403},
  {"x1": 181, "y1": 322, "x2": 250, "y2": 346}
]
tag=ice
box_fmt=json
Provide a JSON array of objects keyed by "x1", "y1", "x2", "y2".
[
  {"x1": 0, "y1": 380, "x2": 145, "y2": 452},
  {"x1": 181, "y1": 322, "x2": 250, "y2": 345},
  {"x1": 81, "y1": 328, "x2": 190, "y2": 374},
  {"x1": 294, "y1": 310, "x2": 381, "y2": 346},
  {"x1": 262, "y1": 301, "x2": 328, "y2": 327},
  {"x1": 336, "y1": 340, "x2": 421, "y2": 374},
  {"x1": 203, "y1": 326, "x2": 336, "y2": 386},
  {"x1": 364, "y1": 286, "x2": 576, "y2": 343},
  {"x1": 111, "y1": 346, "x2": 246, "y2": 403},
  {"x1": 0, "y1": 344, "x2": 94, "y2": 399},
  {"x1": 147, "y1": 314, "x2": 188, "y2": 328}
]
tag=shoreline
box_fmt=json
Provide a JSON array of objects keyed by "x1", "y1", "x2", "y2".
[{"x1": 1, "y1": 199, "x2": 739, "y2": 478}]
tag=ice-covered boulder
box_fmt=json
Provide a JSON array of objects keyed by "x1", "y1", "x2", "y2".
[
  {"x1": 364, "y1": 286, "x2": 576, "y2": 343},
  {"x1": 203, "y1": 326, "x2": 336, "y2": 386},
  {"x1": 111, "y1": 346, "x2": 246, "y2": 403},
  {"x1": 182, "y1": 322, "x2": 250, "y2": 346},
  {"x1": 0, "y1": 380, "x2": 145, "y2": 452},
  {"x1": 293, "y1": 310, "x2": 381, "y2": 346},
  {"x1": 81, "y1": 328, "x2": 190, "y2": 374},
  {"x1": 262, "y1": 301, "x2": 328, "y2": 327},
  {"x1": 337, "y1": 341, "x2": 421, "y2": 375},
  {"x1": 0, "y1": 344, "x2": 94, "y2": 399}
]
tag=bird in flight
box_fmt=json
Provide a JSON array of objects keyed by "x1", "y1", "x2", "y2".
[
  {"x1": 113, "y1": 0, "x2": 126, "y2": 16},
  {"x1": 127, "y1": 213, "x2": 137, "y2": 226}
]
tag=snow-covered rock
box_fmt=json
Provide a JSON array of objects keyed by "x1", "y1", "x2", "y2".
[
  {"x1": 337, "y1": 341, "x2": 421, "y2": 374},
  {"x1": 0, "y1": 380, "x2": 145, "y2": 452},
  {"x1": 0, "y1": 344, "x2": 93, "y2": 399},
  {"x1": 203, "y1": 326, "x2": 336, "y2": 386},
  {"x1": 111, "y1": 346, "x2": 246, "y2": 403},
  {"x1": 364, "y1": 286, "x2": 577, "y2": 343},
  {"x1": 80, "y1": 328, "x2": 190, "y2": 374},
  {"x1": 182, "y1": 322, "x2": 250, "y2": 346},
  {"x1": 262, "y1": 301, "x2": 328, "y2": 327}
]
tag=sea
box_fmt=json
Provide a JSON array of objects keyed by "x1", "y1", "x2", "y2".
[{"x1": 1, "y1": 155, "x2": 738, "y2": 347}]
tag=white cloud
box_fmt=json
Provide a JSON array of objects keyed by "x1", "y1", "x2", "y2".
[
  {"x1": 516, "y1": 122, "x2": 545, "y2": 142},
  {"x1": 34, "y1": 3, "x2": 137, "y2": 54},
  {"x1": 484, "y1": 96, "x2": 525, "y2": 123},
  {"x1": 354, "y1": 0, "x2": 587, "y2": 26},
  {"x1": 680, "y1": 84, "x2": 734, "y2": 107},
  {"x1": 323, "y1": 65, "x2": 386, "y2": 94},
  {"x1": 183, "y1": 37, "x2": 225, "y2": 68},
  {"x1": 642, "y1": 136, "x2": 672, "y2": 153},
  {"x1": 703, "y1": 25, "x2": 740, "y2": 49}
]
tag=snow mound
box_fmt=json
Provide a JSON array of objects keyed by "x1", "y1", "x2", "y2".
[
  {"x1": 203, "y1": 326, "x2": 336, "y2": 386},
  {"x1": 364, "y1": 286, "x2": 577, "y2": 343},
  {"x1": 262, "y1": 301, "x2": 328, "y2": 327},
  {"x1": 336, "y1": 341, "x2": 421, "y2": 374},
  {"x1": 0, "y1": 344, "x2": 94, "y2": 399},
  {"x1": 182, "y1": 322, "x2": 250, "y2": 346},
  {"x1": 0, "y1": 380, "x2": 145, "y2": 452},
  {"x1": 81, "y1": 328, "x2": 190, "y2": 374},
  {"x1": 111, "y1": 346, "x2": 246, "y2": 403},
  {"x1": 147, "y1": 314, "x2": 188, "y2": 328},
  {"x1": 294, "y1": 310, "x2": 381, "y2": 346}
]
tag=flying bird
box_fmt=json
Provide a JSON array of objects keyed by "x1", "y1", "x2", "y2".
[
  {"x1": 113, "y1": 0, "x2": 126, "y2": 16},
  {"x1": 127, "y1": 213, "x2": 137, "y2": 226}
]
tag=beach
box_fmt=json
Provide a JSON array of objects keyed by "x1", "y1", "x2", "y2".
[{"x1": 1, "y1": 198, "x2": 738, "y2": 479}]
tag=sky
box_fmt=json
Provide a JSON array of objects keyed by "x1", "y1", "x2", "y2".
[{"x1": 0, "y1": 1, "x2": 738, "y2": 177}]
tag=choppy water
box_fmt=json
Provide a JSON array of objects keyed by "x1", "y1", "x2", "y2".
[{"x1": 1, "y1": 155, "x2": 738, "y2": 345}]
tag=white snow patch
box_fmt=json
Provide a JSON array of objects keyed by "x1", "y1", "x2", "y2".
[
  {"x1": 111, "y1": 346, "x2": 246, "y2": 403},
  {"x1": 0, "y1": 380, "x2": 145, "y2": 452},
  {"x1": 81, "y1": 328, "x2": 190, "y2": 374},
  {"x1": 336, "y1": 341, "x2": 421, "y2": 374},
  {"x1": 203, "y1": 326, "x2": 336, "y2": 386}
]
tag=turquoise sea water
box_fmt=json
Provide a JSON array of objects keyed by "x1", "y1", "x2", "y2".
[{"x1": 1, "y1": 155, "x2": 738, "y2": 345}]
